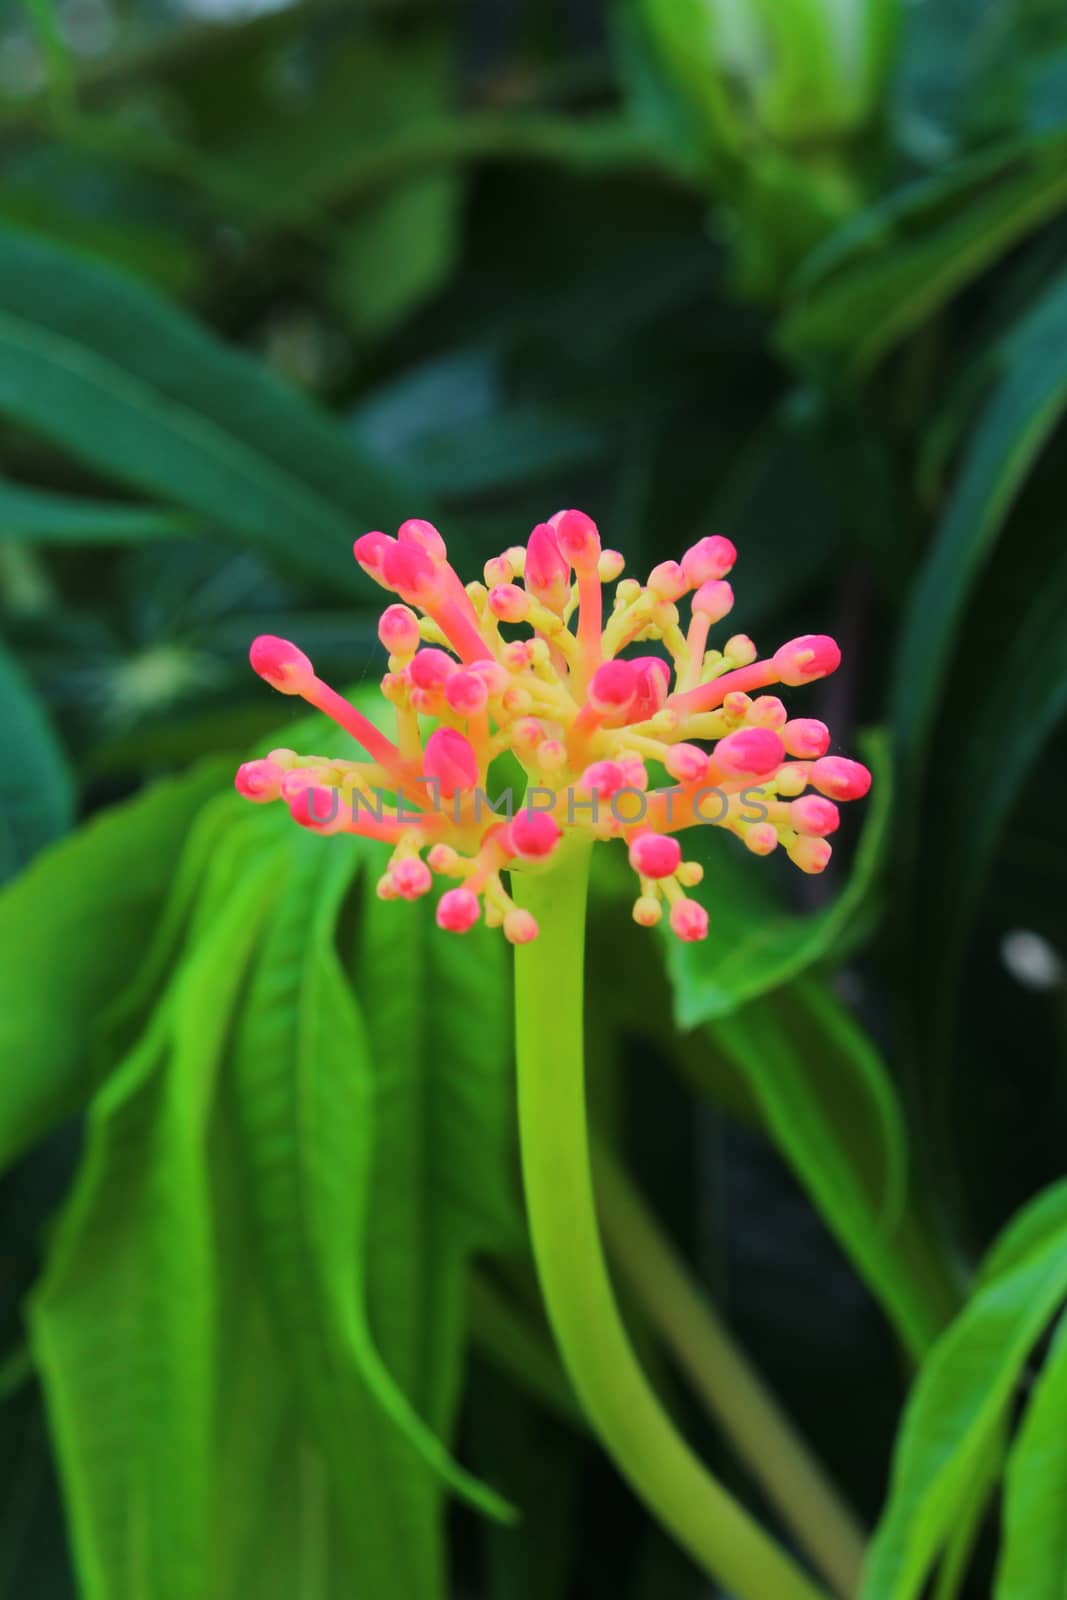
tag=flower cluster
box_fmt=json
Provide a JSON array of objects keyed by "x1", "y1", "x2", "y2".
[{"x1": 236, "y1": 512, "x2": 870, "y2": 943}]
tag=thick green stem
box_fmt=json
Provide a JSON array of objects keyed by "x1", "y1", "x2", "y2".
[
  {"x1": 512, "y1": 846, "x2": 829, "y2": 1600},
  {"x1": 594, "y1": 1145, "x2": 866, "y2": 1600}
]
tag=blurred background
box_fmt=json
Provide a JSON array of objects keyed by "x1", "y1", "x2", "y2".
[{"x1": 0, "y1": 0, "x2": 1065, "y2": 1595}]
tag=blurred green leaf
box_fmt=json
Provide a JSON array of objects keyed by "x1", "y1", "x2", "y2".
[
  {"x1": 781, "y1": 128, "x2": 1067, "y2": 373},
  {"x1": 0, "y1": 225, "x2": 414, "y2": 593},
  {"x1": 996, "y1": 1312, "x2": 1067, "y2": 1597},
  {"x1": 667, "y1": 730, "x2": 890, "y2": 1026},
  {"x1": 0, "y1": 637, "x2": 73, "y2": 880},
  {"x1": 707, "y1": 974, "x2": 937, "y2": 1357},
  {"x1": 0, "y1": 478, "x2": 192, "y2": 543},
  {"x1": 0, "y1": 759, "x2": 228, "y2": 1173},
  {"x1": 863, "y1": 1183, "x2": 1067, "y2": 1599}
]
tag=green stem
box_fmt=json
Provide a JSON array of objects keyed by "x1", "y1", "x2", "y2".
[
  {"x1": 512, "y1": 845, "x2": 829, "y2": 1600},
  {"x1": 594, "y1": 1145, "x2": 866, "y2": 1600}
]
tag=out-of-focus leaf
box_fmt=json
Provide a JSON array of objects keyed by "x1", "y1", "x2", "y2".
[
  {"x1": 892, "y1": 267, "x2": 1067, "y2": 790},
  {"x1": 781, "y1": 129, "x2": 1067, "y2": 374},
  {"x1": 668, "y1": 730, "x2": 890, "y2": 1026},
  {"x1": 333, "y1": 174, "x2": 460, "y2": 342},
  {"x1": 30, "y1": 847, "x2": 279, "y2": 1600},
  {"x1": 0, "y1": 225, "x2": 414, "y2": 592},
  {"x1": 0, "y1": 479, "x2": 192, "y2": 543},
  {"x1": 863, "y1": 1185, "x2": 1067, "y2": 1599},
  {"x1": 0, "y1": 637, "x2": 73, "y2": 880},
  {"x1": 0, "y1": 759, "x2": 229, "y2": 1173},
  {"x1": 708, "y1": 975, "x2": 937, "y2": 1358},
  {"x1": 996, "y1": 1312, "x2": 1067, "y2": 1597}
]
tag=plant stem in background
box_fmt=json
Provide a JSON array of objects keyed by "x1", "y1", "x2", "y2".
[
  {"x1": 594, "y1": 1143, "x2": 866, "y2": 1600},
  {"x1": 512, "y1": 846, "x2": 830, "y2": 1600}
]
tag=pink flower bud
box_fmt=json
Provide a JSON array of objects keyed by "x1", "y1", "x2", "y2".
[
  {"x1": 788, "y1": 836, "x2": 833, "y2": 874},
  {"x1": 647, "y1": 560, "x2": 687, "y2": 601},
  {"x1": 408, "y1": 648, "x2": 457, "y2": 691},
  {"x1": 436, "y1": 887, "x2": 480, "y2": 933},
  {"x1": 744, "y1": 823, "x2": 778, "y2": 855},
  {"x1": 589, "y1": 659, "x2": 639, "y2": 715},
  {"x1": 790, "y1": 796, "x2": 840, "y2": 837},
  {"x1": 665, "y1": 743, "x2": 710, "y2": 783},
  {"x1": 773, "y1": 634, "x2": 841, "y2": 686},
  {"x1": 234, "y1": 758, "x2": 284, "y2": 802},
  {"x1": 484, "y1": 554, "x2": 514, "y2": 586},
  {"x1": 748, "y1": 695, "x2": 787, "y2": 729},
  {"x1": 378, "y1": 604, "x2": 420, "y2": 656},
  {"x1": 445, "y1": 670, "x2": 489, "y2": 715},
  {"x1": 525, "y1": 522, "x2": 570, "y2": 611},
  {"x1": 488, "y1": 583, "x2": 530, "y2": 623},
  {"x1": 616, "y1": 754, "x2": 649, "y2": 791},
  {"x1": 681, "y1": 535, "x2": 736, "y2": 586},
  {"x1": 691, "y1": 579, "x2": 734, "y2": 622},
  {"x1": 552, "y1": 508, "x2": 601, "y2": 570},
  {"x1": 509, "y1": 811, "x2": 562, "y2": 860},
  {"x1": 504, "y1": 908, "x2": 539, "y2": 944},
  {"x1": 382, "y1": 540, "x2": 441, "y2": 605},
  {"x1": 629, "y1": 833, "x2": 681, "y2": 879},
  {"x1": 579, "y1": 760, "x2": 626, "y2": 797},
  {"x1": 391, "y1": 858, "x2": 432, "y2": 899},
  {"x1": 397, "y1": 517, "x2": 447, "y2": 559},
  {"x1": 809, "y1": 756, "x2": 871, "y2": 800},
  {"x1": 628, "y1": 656, "x2": 671, "y2": 722},
  {"x1": 669, "y1": 898, "x2": 709, "y2": 941},
  {"x1": 714, "y1": 727, "x2": 784, "y2": 777},
  {"x1": 599, "y1": 549, "x2": 625, "y2": 581},
  {"x1": 249, "y1": 635, "x2": 314, "y2": 695},
  {"x1": 424, "y1": 728, "x2": 479, "y2": 796},
  {"x1": 353, "y1": 530, "x2": 391, "y2": 578},
  {"x1": 470, "y1": 659, "x2": 510, "y2": 696},
  {"x1": 288, "y1": 783, "x2": 342, "y2": 832},
  {"x1": 782, "y1": 718, "x2": 830, "y2": 758}
]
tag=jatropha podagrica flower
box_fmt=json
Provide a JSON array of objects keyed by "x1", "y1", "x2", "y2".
[{"x1": 235, "y1": 512, "x2": 870, "y2": 944}]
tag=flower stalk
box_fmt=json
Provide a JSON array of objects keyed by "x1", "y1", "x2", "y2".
[{"x1": 512, "y1": 845, "x2": 831, "y2": 1600}]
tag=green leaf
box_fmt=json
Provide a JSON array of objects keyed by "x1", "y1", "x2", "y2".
[
  {"x1": 862, "y1": 1188, "x2": 1067, "y2": 1599},
  {"x1": 0, "y1": 638, "x2": 73, "y2": 881},
  {"x1": 30, "y1": 848, "x2": 280, "y2": 1600},
  {"x1": 707, "y1": 974, "x2": 939, "y2": 1358},
  {"x1": 333, "y1": 174, "x2": 460, "y2": 342},
  {"x1": 781, "y1": 129, "x2": 1067, "y2": 374},
  {"x1": 0, "y1": 477, "x2": 192, "y2": 543},
  {"x1": 892, "y1": 267, "x2": 1067, "y2": 791},
  {"x1": 667, "y1": 729, "x2": 891, "y2": 1026},
  {"x1": 0, "y1": 759, "x2": 229, "y2": 1172},
  {"x1": 0, "y1": 224, "x2": 414, "y2": 593},
  {"x1": 996, "y1": 1311, "x2": 1067, "y2": 1598}
]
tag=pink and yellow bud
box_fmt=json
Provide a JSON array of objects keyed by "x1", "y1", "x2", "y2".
[
  {"x1": 629, "y1": 833, "x2": 682, "y2": 879},
  {"x1": 682, "y1": 535, "x2": 736, "y2": 586},
  {"x1": 436, "y1": 887, "x2": 481, "y2": 933},
  {"x1": 773, "y1": 634, "x2": 841, "y2": 686},
  {"x1": 249, "y1": 635, "x2": 314, "y2": 695},
  {"x1": 424, "y1": 728, "x2": 479, "y2": 796},
  {"x1": 378, "y1": 604, "x2": 421, "y2": 658}
]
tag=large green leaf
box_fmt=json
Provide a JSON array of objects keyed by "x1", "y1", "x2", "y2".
[
  {"x1": 0, "y1": 225, "x2": 414, "y2": 592},
  {"x1": 0, "y1": 638, "x2": 73, "y2": 881},
  {"x1": 0, "y1": 478, "x2": 191, "y2": 543},
  {"x1": 996, "y1": 1310, "x2": 1067, "y2": 1597},
  {"x1": 667, "y1": 729, "x2": 890, "y2": 1026},
  {"x1": 863, "y1": 1183, "x2": 1067, "y2": 1599},
  {"x1": 781, "y1": 129, "x2": 1067, "y2": 374},
  {"x1": 707, "y1": 975, "x2": 941, "y2": 1359},
  {"x1": 0, "y1": 759, "x2": 229, "y2": 1172}
]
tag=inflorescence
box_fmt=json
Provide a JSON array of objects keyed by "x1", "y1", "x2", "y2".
[{"x1": 236, "y1": 512, "x2": 870, "y2": 943}]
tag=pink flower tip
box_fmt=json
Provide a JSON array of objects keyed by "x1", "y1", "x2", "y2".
[
  {"x1": 249, "y1": 634, "x2": 315, "y2": 695},
  {"x1": 424, "y1": 727, "x2": 479, "y2": 796},
  {"x1": 773, "y1": 634, "x2": 841, "y2": 687},
  {"x1": 647, "y1": 560, "x2": 687, "y2": 601},
  {"x1": 353, "y1": 530, "x2": 390, "y2": 576},
  {"x1": 579, "y1": 759, "x2": 626, "y2": 797},
  {"x1": 629, "y1": 833, "x2": 682, "y2": 879},
  {"x1": 790, "y1": 796, "x2": 840, "y2": 837},
  {"x1": 552, "y1": 508, "x2": 601, "y2": 570},
  {"x1": 488, "y1": 583, "x2": 530, "y2": 623},
  {"x1": 397, "y1": 517, "x2": 447, "y2": 559},
  {"x1": 525, "y1": 522, "x2": 570, "y2": 610},
  {"x1": 378, "y1": 603, "x2": 421, "y2": 657},
  {"x1": 628, "y1": 657, "x2": 671, "y2": 722},
  {"x1": 665, "y1": 743, "x2": 710, "y2": 784},
  {"x1": 504, "y1": 908, "x2": 539, "y2": 944},
  {"x1": 391, "y1": 858, "x2": 432, "y2": 899},
  {"x1": 788, "y1": 836, "x2": 833, "y2": 874},
  {"x1": 669, "y1": 898, "x2": 709, "y2": 942},
  {"x1": 288, "y1": 783, "x2": 342, "y2": 832},
  {"x1": 810, "y1": 756, "x2": 872, "y2": 801},
  {"x1": 714, "y1": 727, "x2": 785, "y2": 777},
  {"x1": 632, "y1": 896, "x2": 662, "y2": 928},
  {"x1": 589, "y1": 659, "x2": 639, "y2": 714},
  {"x1": 681, "y1": 535, "x2": 736, "y2": 587},
  {"x1": 234, "y1": 758, "x2": 284, "y2": 802},
  {"x1": 445, "y1": 669, "x2": 489, "y2": 715},
  {"x1": 782, "y1": 718, "x2": 830, "y2": 758},
  {"x1": 409, "y1": 647, "x2": 458, "y2": 692},
  {"x1": 509, "y1": 811, "x2": 563, "y2": 860},
  {"x1": 744, "y1": 823, "x2": 779, "y2": 855},
  {"x1": 382, "y1": 539, "x2": 443, "y2": 605},
  {"x1": 436, "y1": 886, "x2": 480, "y2": 933},
  {"x1": 691, "y1": 579, "x2": 734, "y2": 622}
]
